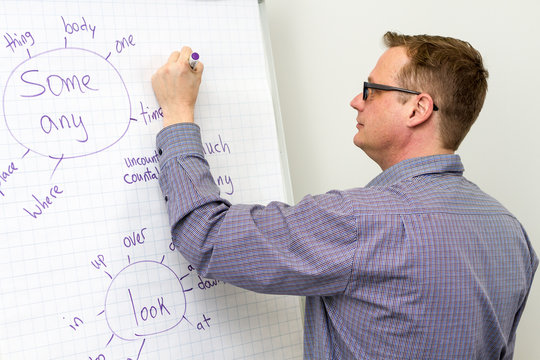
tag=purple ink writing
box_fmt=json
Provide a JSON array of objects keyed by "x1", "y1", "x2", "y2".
[
  {"x1": 124, "y1": 150, "x2": 159, "y2": 168},
  {"x1": 61, "y1": 16, "x2": 96, "y2": 39},
  {"x1": 104, "y1": 260, "x2": 188, "y2": 340},
  {"x1": 203, "y1": 134, "x2": 231, "y2": 155},
  {"x1": 128, "y1": 291, "x2": 171, "y2": 324},
  {"x1": 196, "y1": 313, "x2": 212, "y2": 331},
  {"x1": 197, "y1": 275, "x2": 223, "y2": 290},
  {"x1": 123, "y1": 166, "x2": 159, "y2": 185},
  {"x1": 40, "y1": 113, "x2": 89, "y2": 143},
  {"x1": 115, "y1": 34, "x2": 135, "y2": 54},
  {"x1": 216, "y1": 174, "x2": 234, "y2": 195},
  {"x1": 123, "y1": 228, "x2": 147, "y2": 248},
  {"x1": 138, "y1": 101, "x2": 163, "y2": 126},
  {"x1": 19, "y1": 69, "x2": 98, "y2": 98},
  {"x1": 0, "y1": 161, "x2": 18, "y2": 197},
  {"x1": 3, "y1": 47, "x2": 132, "y2": 160},
  {"x1": 22, "y1": 184, "x2": 63, "y2": 218},
  {"x1": 4, "y1": 31, "x2": 35, "y2": 53},
  {"x1": 91, "y1": 255, "x2": 107, "y2": 270}
]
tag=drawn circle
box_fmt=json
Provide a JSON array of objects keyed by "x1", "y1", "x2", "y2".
[
  {"x1": 2, "y1": 47, "x2": 131, "y2": 159},
  {"x1": 104, "y1": 260, "x2": 187, "y2": 341}
]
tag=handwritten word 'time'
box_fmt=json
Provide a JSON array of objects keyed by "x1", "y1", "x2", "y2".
[
  {"x1": 0, "y1": 161, "x2": 18, "y2": 197},
  {"x1": 139, "y1": 101, "x2": 163, "y2": 126},
  {"x1": 23, "y1": 185, "x2": 63, "y2": 218},
  {"x1": 4, "y1": 31, "x2": 35, "y2": 53}
]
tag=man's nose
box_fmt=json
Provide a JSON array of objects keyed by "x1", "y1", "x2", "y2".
[{"x1": 350, "y1": 93, "x2": 365, "y2": 110}]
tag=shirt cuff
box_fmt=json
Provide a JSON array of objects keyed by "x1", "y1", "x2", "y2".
[{"x1": 156, "y1": 123, "x2": 205, "y2": 166}]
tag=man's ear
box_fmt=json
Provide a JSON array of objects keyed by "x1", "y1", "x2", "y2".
[{"x1": 407, "y1": 93, "x2": 435, "y2": 128}]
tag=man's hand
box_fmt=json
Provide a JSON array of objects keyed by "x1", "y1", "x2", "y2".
[{"x1": 151, "y1": 46, "x2": 203, "y2": 127}]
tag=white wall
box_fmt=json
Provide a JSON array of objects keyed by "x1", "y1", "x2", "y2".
[{"x1": 265, "y1": 0, "x2": 540, "y2": 357}]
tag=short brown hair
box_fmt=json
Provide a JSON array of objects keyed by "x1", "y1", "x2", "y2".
[{"x1": 383, "y1": 32, "x2": 488, "y2": 150}]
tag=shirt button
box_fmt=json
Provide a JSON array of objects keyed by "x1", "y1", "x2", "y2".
[
  {"x1": 158, "y1": 148, "x2": 163, "y2": 155},
  {"x1": 164, "y1": 195, "x2": 168, "y2": 202}
]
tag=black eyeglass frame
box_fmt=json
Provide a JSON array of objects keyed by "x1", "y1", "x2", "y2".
[{"x1": 363, "y1": 82, "x2": 439, "y2": 111}]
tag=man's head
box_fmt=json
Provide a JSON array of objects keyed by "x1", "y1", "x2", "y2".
[
  {"x1": 350, "y1": 32, "x2": 488, "y2": 169},
  {"x1": 383, "y1": 32, "x2": 489, "y2": 151}
]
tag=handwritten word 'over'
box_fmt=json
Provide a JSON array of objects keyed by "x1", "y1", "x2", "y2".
[{"x1": 123, "y1": 227, "x2": 147, "y2": 248}]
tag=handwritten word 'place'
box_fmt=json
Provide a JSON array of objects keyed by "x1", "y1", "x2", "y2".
[
  {"x1": 23, "y1": 185, "x2": 63, "y2": 218},
  {"x1": 0, "y1": 161, "x2": 18, "y2": 197}
]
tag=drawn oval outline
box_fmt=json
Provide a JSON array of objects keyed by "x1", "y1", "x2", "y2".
[
  {"x1": 104, "y1": 260, "x2": 187, "y2": 341},
  {"x1": 2, "y1": 47, "x2": 132, "y2": 159}
]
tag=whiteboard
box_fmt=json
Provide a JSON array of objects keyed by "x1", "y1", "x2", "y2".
[{"x1": 0, "y1": 0, "x2": 303, "y2": 359}]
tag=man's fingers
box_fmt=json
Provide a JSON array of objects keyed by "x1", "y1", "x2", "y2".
[
  {"x1": 168, "y1": 51, "x2": 180, "y2": 63},
  {"x1": 179, "y1": 46, "x2": 193, "y2": 63}
]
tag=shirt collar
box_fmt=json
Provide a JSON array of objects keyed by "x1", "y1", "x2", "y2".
[{"x1": 366, "y1": 154, "x2": 464, "y2": 188}]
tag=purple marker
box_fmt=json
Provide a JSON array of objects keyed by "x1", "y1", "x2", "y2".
[{"x1": 189, "y1": 52, "x2": 199, "y2": 69}]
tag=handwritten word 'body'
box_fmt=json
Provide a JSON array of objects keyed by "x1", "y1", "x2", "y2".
[{"x1": 61, "y1": 16, "x2": 96, "y2": 39}]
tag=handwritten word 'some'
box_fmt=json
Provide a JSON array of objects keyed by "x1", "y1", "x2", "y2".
[
  {"x1": 3, "y1": 47, "x2": 131, "y2": 160},
  {"x1": 0, "y1": 161, "x2": 18, "y2": 197}
]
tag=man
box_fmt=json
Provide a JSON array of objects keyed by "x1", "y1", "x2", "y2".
[{"x1": 151, "y1": 32, "x2": 538, "y2": 359}]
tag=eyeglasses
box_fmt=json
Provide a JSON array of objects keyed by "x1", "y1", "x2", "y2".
[{"x1": 363, "y1": 81, "x2": 439, "y2": 111}]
